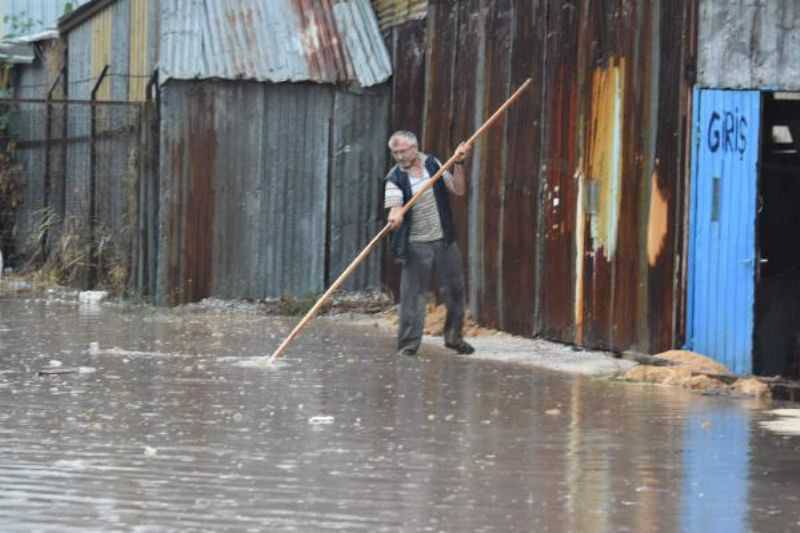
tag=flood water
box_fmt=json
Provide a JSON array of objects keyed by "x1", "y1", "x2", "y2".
[{"x1": 1, "y1": 294, "x2": 799, "y2": 532}]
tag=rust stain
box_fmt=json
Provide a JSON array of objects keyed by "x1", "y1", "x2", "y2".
[
  {"x1": 586, "y1": 57, "x2": 625, "y2": 260},
  {"x1": 574, "y1": 160, "x2": 585, "y2": 346},
  {"x1": 167, "y1": 139, "x2": 184, "y2": 305},
  {"x1": 647, "y1": 163, "x2": 668, "y2": 266},
  {"x1": 292, "y1": 0, "x2": 347, "y2": 84}
]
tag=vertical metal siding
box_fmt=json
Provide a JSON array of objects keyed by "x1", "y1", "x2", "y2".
[
  {"x1": 477, "y1": 0, "x2": 513, "y2": 327},
  {"x1": 539, "y1": 0, "x2": 580, "y2": 342},
  {"x1": 502, "y1": 0, "x2": 545, "y2": 335},
  {"x1": 11, "y1": 62, "x2": 48, "y2": 255},
  {"x1": 421, "y1": 0, "x2": 467, "y2": 301},
  {"x1": 211, "y1": 82, "x2": 264, "y2": 299},
  {"x1": 111, "y1": 0, "x2": 131, "y2": 100},
  {"x1": 157, "y1": 81, "x2": 216, "y2": 304},
  {"x1": 128, "y1": 0, "x2": 149, "y2": 101},
  {"x1": 687, "y1": 89, "x2": 760, "y2": 375},
  {"x1": 258, "y1": 84, "x2": 330, "y2": 298},
  {"x1": 328, "y1": 85, "x2": 390, "y2": 290},
  {"x1": 66, "y1": 24, "x2": 92, "y2": 253},
  {"x1": 158, "y1": 79, "x2": 385, "y2": 304},
  {"x1": 387, "y1": 0, "x2": 695, "y2": 352},
  {"x1": 90, "y1": 6, "x2": 112, "y2": 100}
]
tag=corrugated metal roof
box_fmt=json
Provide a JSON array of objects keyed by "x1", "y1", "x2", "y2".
[
  {"x1": 159, "y1": 0, "x2": 391, "y2": 87},
  {"x1": 0, "y1": 42, "x2": 34, "y2": 63}
]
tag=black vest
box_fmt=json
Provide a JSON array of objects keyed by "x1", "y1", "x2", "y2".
[{"x1": 385, "y1": 155, "x2": 456, "y2": 260}]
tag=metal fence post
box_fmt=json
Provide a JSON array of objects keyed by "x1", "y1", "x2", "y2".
[
  {"x1": 89, "y1": 65, "x2": 109, "y2": 288},
  {"x1": 42, "y1": 68, "x2": 65, "y2": 261}
]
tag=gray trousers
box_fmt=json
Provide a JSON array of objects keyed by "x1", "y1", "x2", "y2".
[{"x1": 398, "y1": 239, "x2": 466, "y2": 352}]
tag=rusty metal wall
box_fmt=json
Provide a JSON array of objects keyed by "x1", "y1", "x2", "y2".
[
  {"x1": 159, "y1": 0, "x2": 390, "y2": 88},
  {"x1": 158, "y1": 80, "x2": 389, "y2": 305},
  {"x1": 386, "y1": 0, "x2": 696, "y2": 353}
]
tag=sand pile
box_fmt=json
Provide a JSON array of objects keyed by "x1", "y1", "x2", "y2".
[{"x1": 623, "y1": 349, "x2": 771, "y2": 398}]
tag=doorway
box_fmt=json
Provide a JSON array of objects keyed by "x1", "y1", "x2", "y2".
[{"x1": 754, "y1": 92, "x2": 800, "y2": 378}]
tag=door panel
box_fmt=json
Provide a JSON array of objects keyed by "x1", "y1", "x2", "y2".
[{"x1": 687, "y1": 89, "x2": 760, "y2": 375}]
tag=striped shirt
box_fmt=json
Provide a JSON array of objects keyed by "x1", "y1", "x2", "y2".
[{"x1": 385, "y1": 155, "x2": 454, "y2": 242}]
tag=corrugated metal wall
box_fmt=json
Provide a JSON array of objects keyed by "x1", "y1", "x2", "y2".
[
  {"x1": 64, "y1": 0, "x2": 157, "y2": 102},
  {"x1": 698, "y1": 0, "x2": 800, "y2": 90},
  {"x1": 329, "y1": 87, "x2": 389, "y2": 291},
  {"x1": 11, "y1": 59, "x2": 49, "y2": 255},
  {"x1": 687, "y1": 89, "x2": 761, "y2": 375},
  {"x1": 383, "y1": 0, "x2": 696, "y2": 353},
  {"x1": 65, "y1": 23, "x2": 92, "y2": 243},
  {"x1": 158, "y1": 80, "x2": 389, "y2": 305},
  {"x1": 52, "y1": 0, "x2": 155, "y2": 288}
]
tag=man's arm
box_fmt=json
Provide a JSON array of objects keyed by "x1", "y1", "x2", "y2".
[
  {"x1": 444, "y1": 142, "x2": 471, "y2": 196},
  {"x1": 385, "y1": 180, "x2": 404, "y2": 230},
  {"x1": 387, "y1": 207, "x2": 404, "y2": 230}
]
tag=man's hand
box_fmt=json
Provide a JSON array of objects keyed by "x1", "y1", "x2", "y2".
[
  {"x1": 387, "y1": 207, "x2": 404, "y2": 231},
  {"x1": 454, "y1": 141, "x2": 472, "y2": 163}
]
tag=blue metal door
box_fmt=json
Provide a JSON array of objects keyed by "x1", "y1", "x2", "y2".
[{"x1": 687, "y1": 89, "x2": 761, "y2": 375}]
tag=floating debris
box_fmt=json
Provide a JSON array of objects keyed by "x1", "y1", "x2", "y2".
[
  {"x1": 308, "y1": 415, "x2": 335, "y2": 425},
  {"x1": 79, "y1": 290, "x2": 108, "y2": 303}
]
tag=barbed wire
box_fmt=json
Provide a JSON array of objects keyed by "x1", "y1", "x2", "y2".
[{"x1": 14, "y1": 72, "x2": 154, "y2": 90}]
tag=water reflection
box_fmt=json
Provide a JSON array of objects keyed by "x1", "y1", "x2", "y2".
[
  {"x1": 0, "y1": 297, "x2": 798, "y2": 531},
  {"x1": 682, "y1": 407, "x2": 750, "y2": 533}
]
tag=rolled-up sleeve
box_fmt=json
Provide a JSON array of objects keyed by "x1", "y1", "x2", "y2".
[{"x1": 384, "y1": 180, "x2": 403, "y2": 208}]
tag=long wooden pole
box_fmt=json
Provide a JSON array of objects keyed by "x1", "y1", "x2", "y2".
[{"x1": 269, "y1": 78, "x2": 533, "y2": 362}]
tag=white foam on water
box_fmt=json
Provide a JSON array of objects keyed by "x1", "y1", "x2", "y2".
[
  {"x1": 234, "y1": 357, "x2": 286, "y2": 370},
  {"x1": 760, "y1": 409, "x2": 800, "y2": 436},
  {"x1": 308, "y1": 415, "x2": 335, "y2": 425},
  {"x1": 768, "y1": 409, "x2": 800, "y2": 418},
  {"x1": 89, "y1": 346, "x2": 197, "y2": 359},
  {"x1": 53, "y1": 459, "x2": 90, "y2": 471}
]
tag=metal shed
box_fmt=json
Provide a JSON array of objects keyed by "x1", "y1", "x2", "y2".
[{"x1": 156, "y1": 0, "x2": 392, "y2": 304}]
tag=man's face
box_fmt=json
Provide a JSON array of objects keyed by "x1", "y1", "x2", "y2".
[{"x1": 390, "y1": 137, "x2": 418, "y2": 169}]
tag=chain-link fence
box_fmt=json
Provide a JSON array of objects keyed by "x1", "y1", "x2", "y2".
[{"x1": 2, "y1": 97, "x2": 158, "y2": 295}]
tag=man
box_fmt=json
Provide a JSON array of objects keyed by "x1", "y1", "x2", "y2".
[{"x1": 384, "y1": 130, "x2": 475, "y2": 357}]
